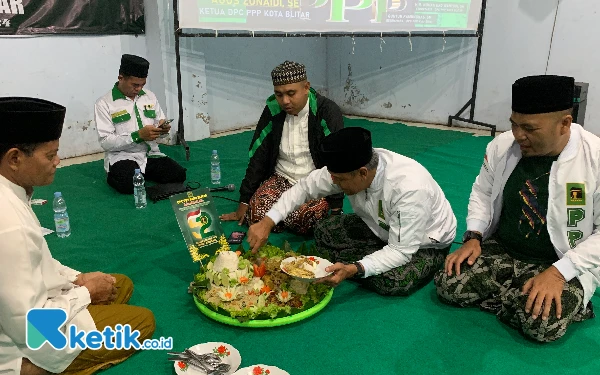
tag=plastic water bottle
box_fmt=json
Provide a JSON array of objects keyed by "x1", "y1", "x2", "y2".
[
  {"x1": 210, "y1": 150, "x2": 221, "y2": 185},
  {"x1": 53, "y1": 192, "x2": 71, "y2": 238},
  {"x1": 133, "y1": 169, "x2": 147, "y2": 209}
]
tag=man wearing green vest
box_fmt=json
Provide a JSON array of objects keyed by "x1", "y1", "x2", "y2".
[
  {"x1": 220, "y1": 61, "x2": 344, "y2": 234},
  {"x1": 94, "y1": 54, "x2": 187, "y2": 194}
]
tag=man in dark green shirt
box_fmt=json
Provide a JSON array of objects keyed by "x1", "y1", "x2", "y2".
[
  {"x1": 496, "y1": 155, "x2": 559, "y2": 263},
  {"x1": 435, "y1": 75, "x2": 596, "y2": 343}
]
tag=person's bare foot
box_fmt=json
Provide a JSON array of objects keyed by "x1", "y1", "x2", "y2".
[{"x1": 20, "y1": 358, "x2": 48, "y2": 375}]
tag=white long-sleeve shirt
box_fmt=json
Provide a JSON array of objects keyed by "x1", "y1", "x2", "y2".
[
  {"x1": 0, "y1": 175, "x2": 96, "y2": 374},
  {"x1": 267, "y1": 149, "x2": 457, "y2": 277},
  {"x1": 467, "y1": 123, "x2": 600, "y2": 307},
  {"x1": 95, "y1": 84, "x2": 166, "y2": 173},
  {"x1": 274, "y1": 100, "x2": 316, "y2": 184}
]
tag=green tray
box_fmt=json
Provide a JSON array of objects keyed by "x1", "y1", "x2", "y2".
[{"x1": 194, "y1": 288, "x2": 334, "y2": 328}]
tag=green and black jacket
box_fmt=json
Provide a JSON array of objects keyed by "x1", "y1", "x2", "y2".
[{"x1": 239, "y1": 88, "x2": 344, "y2": 209}]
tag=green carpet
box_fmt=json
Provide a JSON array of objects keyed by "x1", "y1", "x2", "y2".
[{"x1": 32, "y1": 118, "x2": 600, "y2": 375}]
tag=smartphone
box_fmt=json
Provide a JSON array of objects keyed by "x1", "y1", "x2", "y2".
[
  {"x1": 159, "y1": 119, "x2": 174, "y2": 128},
  {"x1": 227, "y1": 231, "x2": 246, "y2": 245}
]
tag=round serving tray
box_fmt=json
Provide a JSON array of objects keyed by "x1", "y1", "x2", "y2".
[{"x1": 194, "y1": 288, "x2": 334, "y2": 328}]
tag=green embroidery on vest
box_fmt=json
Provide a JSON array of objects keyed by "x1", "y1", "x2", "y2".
[
  {"x1": 321, "y1": 119, "x2": 331, "y2": 136},
  {"x1": 144, "y1": 104, "x2": 156, "y2": 118},
  {"x1": 309, "y1": 88, "x2": 317, "y2": 116},
  {"x1": 568, "y1": 230, "x2": 584, "y2": 248},
  {"x1": 249, "y1": 121, "x2": 273, "y2": 159},
  {"x1": 567, "y1": 208, "x2": 585, "y2": 227},
  {"x1": 133, "y1": 104, "x2": 151, "y2": 153},
  {"x1": 567, "y1": 183, "x2": 586, "y2": 205},
  {"x1": 111, "y1": 110, "x2": 131, "y2": 124},
  {"x1": 377, "y1": 200, "x2": 389, "y2": 231},
  {"x1": 266, "y1": 95, "x2": 282, "y2": 116}
]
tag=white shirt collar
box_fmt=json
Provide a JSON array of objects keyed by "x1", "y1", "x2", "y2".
[
  {"x1": 0, "y1": 173, "x2": 30, "y2": 204},
  {"x1": 294, "y1": 98, "x2": 310, "y2": 118},
  {"x1": 557, "y1": 123, "x2": 581, "y2": 162}
]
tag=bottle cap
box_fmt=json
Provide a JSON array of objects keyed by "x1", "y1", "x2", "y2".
[
  {"x1": 135, "y1": 169, "x2": 141, "y2": 173},
  {"x1": 54, "y1": 192, "x2": 61, "y2": 197},
  {"x1": 212, "y1": 150, "x2": 217, "y2": 154}
]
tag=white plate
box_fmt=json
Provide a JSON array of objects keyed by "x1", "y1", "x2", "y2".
[
  {"x1": 280, "y1": 256, "x2": 333, "y2": 281},
  {"x1": 231, "y1": 364, "x2": 290, "y2": 375},
  {"x1": 173, "y1": 342, "x2": 241, "y2": 375}
]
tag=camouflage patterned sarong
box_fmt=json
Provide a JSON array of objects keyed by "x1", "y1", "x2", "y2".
[
  {"x1": 314, "y1": 214, "x2": 449, "y2": 296},
  {"x1": 434, "y1": 237, "x2": 595, "y2": 342}
]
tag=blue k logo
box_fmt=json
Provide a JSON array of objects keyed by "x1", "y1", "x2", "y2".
[{"x1": 26, "y1": 309, "x2": 68, "y2": 350}]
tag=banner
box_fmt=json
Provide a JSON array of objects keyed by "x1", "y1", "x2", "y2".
[
  {"x1": 179, "y1": 0, "x2": 482, "y2": 32},
  {"x1": 0, "y1": 0, "x2": 144, "y2": 35},
  {"x1": 170, "y1": 188, "x2": 231, "y2": 264}
]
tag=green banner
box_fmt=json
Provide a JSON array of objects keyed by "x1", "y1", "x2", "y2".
[
  {"x1": 170, "y1": 188, "x2": 230, "y2": 264},
  {"x1": 180, "y1": 0, "x2": 481, "y2": 32}
]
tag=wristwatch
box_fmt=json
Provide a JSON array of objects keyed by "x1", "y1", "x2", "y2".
[
  {"x1": 462, "y1": 230, "x2": 483, "y2": 244},
  {"x1": 351, "y1": 261, "x2": 365, "y2": 279}
]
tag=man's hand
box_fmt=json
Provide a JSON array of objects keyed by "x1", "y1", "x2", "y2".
[
  {"x1": 74, "y1": 272, "x2": 115, "y2": 286},
  {"x1": 247, "y1": 217, "x2": 275, "y2": 253},
  {"x1": 220, "y1": 203, "x2": 249, "y2": 225},
  {"x1": 522, "y1": 266, "x2": 566, "y2": 320},
  {"x1": 315, "y1": 263, "x2": 357, "y2": 287},
  {"x1": 20, "y1": 358, "x2": 48, "y2": 375},
  {"x1": 83, "y1": 274, "x2": 117, "y2": 305},
  {"x1": 157, "y1": 119, "x2": 171, "y2": 134},
  {"x1": 444, "y1": 239, "x2": 482, "y2": 276},
  {"x1": 138, "y1": 125, "x2": 163, "y2": 141}
]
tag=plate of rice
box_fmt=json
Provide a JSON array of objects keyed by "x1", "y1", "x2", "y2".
[{"x1": 280, "y1": 256, "x2": 333, "y2": 281}]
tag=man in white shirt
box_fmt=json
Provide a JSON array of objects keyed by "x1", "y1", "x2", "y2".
[
  {"x1": 95, "y1": 54, "x2": 186, "y2": 194},
  {"x1": 220, "y1": 61, "x2": 344, "y2": 234},
  {"x1": 0, "y1": 97, "x2": 155, "y2": 374},
  {"x1": 247, "y1": 127, "x2": 457, "y2": 296},
  {"x1": 435, "y1": 75, "x2": 598, "y2": 342}
]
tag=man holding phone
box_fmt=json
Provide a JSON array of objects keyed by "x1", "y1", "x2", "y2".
[{"x1": 95, "y1": 54, "x2": 187, "y2": 194}]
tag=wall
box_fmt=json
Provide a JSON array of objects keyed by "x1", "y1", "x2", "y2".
[
  {"x1": 326, "y1": 35, "x2": 477, "y2": 124},
  {"x1": 0, "y1": 35, "x2": 147, "y2": 159},
  {"x1": 325, "y1": 0, "x2": 600, "y2": 136},
  {"x1": 473, "y1": 0, "x2": 559, "y2": 132},
  {"x1": 202, "y1": 37, "x2": 327, "y2": 134},
  {"x1": 546, "y1": 0, "x2": 600, "y2": 134},
  {"x1": 147, "y1": 0, "x2": 328, "y2": 141}
]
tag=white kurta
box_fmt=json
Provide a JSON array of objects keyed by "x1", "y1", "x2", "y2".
[
  {"x1": 95, "y1": 84, "x2": 166, "y2": 173},
  {"x1": 467, "y1": 123, "x2": 600, "y2": 307},
  {"x1": 267, "y1": 149, "x2": 457, "y2": 277},
  {"x1": 0, "y1": 175, "x2": 96, "y2": 374},
  {"x1": 274, "y1": 100, "x2": 316, "y2": 184}
]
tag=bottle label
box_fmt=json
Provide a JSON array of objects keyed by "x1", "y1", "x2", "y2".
[
  {"x1": 55, "y1": 218, "x2": 70, "y2": 233},
  {"x1": 135, "y1": 187, "x2": 146, "y2": 205}
]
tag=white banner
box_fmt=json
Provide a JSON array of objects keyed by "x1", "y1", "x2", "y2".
[{"x1": 179, "y1": 0, "x2": 482, "y2": 32}]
